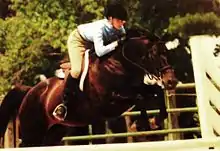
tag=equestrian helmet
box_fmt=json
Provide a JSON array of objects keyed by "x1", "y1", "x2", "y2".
[{"x1": 104, "y1": 2, "x2": 128, "y2": 21}]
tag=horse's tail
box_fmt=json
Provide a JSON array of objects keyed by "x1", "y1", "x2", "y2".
[{"x1": 0, "y1": 84, "x2": 31, "y2": 138}]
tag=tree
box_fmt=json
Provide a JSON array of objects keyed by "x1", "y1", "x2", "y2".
[
  {"x1": 168, "y1": 12, "x2": 220, "y2": 38},
  {"x1": 139, "y1": 0, "x2": 219, "y2": 35},
  {"x1": 0, "y1": 0, "x2": 219, "y2": 96},
  {"x1": 0, "y1": 0, "x2": 109, "y2": 95}
]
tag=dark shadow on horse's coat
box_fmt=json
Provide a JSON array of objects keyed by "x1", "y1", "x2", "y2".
[{"x1": 0, "y1": 29, "x2": 177, "y2": 147}]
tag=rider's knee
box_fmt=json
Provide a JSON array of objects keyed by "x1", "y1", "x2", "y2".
[{"x1": 70, "y1": 69, "x2": 81, "y2": 79}]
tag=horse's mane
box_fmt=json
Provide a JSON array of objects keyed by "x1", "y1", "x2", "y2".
[
  {"x1": 126, "y1": 27, "x2": 161, "y2": 42},
  {"x1": 88, "y1": 28, "x2": 162, "y2": 63}
]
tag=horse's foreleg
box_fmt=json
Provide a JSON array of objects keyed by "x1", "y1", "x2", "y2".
[
  {"x1": 154, "y1": 88, "x2": 168, "y2": 128},
  {"x1": 108, "y1": 118, "x2": 128, "y2": 143},
  {"x1": 91, "y1": 121, "x2": 106, "y2": 144},
  {"x1": 136, "y1": 110, "x2": 151, "y2": 131}
]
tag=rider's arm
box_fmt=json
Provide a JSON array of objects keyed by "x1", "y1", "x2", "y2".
[{"x1": 93, "y1": 28, "x2": 119, "y2": 57}]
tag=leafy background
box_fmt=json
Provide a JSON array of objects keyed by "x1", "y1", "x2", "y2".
[{"x1": 0, "y1": 0, "x2": 220, "y2": 96}]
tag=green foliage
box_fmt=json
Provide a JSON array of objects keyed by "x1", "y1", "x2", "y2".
[
  {"x1": 0, "y1": 0, "x2": 219, "y2": 96},
  {"x1": 0, "y1": 0, "x2": 110, "y2": 95},
  {"x1": 0, "y1": 16, "x2": 50, "y2": 94},
  {"x1": 167, "y1": 12, "x2": 220, "y2": 37},
  {"x1": 139, "y1": 0, "x2": 216, "y2": 35}
]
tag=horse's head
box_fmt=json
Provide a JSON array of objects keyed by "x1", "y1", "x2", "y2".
[{"x1": 118, "y1": 35, "x2": 178, "y2": 90}]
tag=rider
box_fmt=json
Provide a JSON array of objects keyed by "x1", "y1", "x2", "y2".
[{"x1": 53, "y1": 1, "x2": 128, "y2": 121}]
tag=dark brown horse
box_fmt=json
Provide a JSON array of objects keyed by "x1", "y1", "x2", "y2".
[{"x1": 0, "y1": 33, "x2": 177, "y2": 147}]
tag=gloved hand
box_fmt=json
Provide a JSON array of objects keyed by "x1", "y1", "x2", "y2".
[{"x1": 117, "y1": 36, "x2": 127, "y2": 45}]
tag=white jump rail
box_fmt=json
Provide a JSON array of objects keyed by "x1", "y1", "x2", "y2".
[{"x1": 1, "y1": 138, "x2": 220, "y2": 151}]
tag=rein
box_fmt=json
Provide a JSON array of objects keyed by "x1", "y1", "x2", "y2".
[
  {"x1": 121, "y1": 38, "x2": 171, "y2": 81},
  {"x1": 121, "y1": 41, "x2": 160, "y2": 80}
]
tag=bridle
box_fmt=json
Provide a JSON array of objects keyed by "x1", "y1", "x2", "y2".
[{"x1": 121, "y1": 38, "x2": 172, "y2": 81}]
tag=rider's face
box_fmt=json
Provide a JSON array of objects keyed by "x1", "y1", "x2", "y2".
[{"x1": 109, "y1": 17, "x2": 126, "y2": 30}]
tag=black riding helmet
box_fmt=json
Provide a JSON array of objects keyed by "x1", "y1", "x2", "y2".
[{"x1": 104, "y1": 1, "x2": 128, "y2": 21}]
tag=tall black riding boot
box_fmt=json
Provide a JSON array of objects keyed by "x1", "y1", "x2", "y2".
[{"x1": 53, "y1": 74, "x2": 80, "y2": 121}]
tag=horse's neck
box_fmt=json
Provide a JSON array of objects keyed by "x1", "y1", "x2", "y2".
[{"x1": 85, "y1": 56, "x2": 129, "y2": 99}]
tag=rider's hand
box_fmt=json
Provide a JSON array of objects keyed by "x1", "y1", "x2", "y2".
[
  {"x1": 117, "y1": 36, "x2": 126, "y2": 45},
  {"x1": 143, "y1": 75, "x2": 157, "y2": 85},
  {"x1": 143, "y1": 75, "x2": 164, "y2": 88}
]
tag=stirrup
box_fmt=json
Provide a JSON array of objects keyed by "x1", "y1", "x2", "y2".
[{"x1": 52, "y1": 104, "x2": 67, "y2": 121}]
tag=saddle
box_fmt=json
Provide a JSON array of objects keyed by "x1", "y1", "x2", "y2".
[{"x1": 55, "y1": 49, "x2": 90, "y2": 91}]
